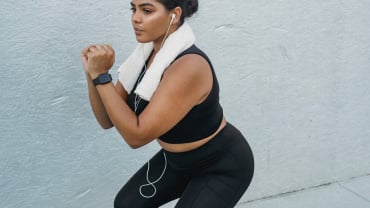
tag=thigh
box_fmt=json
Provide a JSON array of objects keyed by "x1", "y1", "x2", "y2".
[
  {"x1": 175, "y1": 131, "x2": 254, "y2": 208},
  {"x1": 114, "y1": 150, "x2": 190, "y2": 208},
  {"x1": 175, "y1": 173, "x2": 245, "y2": 208}
]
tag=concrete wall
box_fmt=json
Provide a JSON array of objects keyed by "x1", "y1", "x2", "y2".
[{"x1": 1, "y1": 0, "x2": 370, "y2": 207}]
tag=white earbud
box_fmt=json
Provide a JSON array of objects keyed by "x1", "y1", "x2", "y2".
[{"x1": 170, "y1": 13, "x2": 176, "y2": 24}]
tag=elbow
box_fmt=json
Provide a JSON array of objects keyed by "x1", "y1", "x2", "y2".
[
  {"x1": 116, "y1": 126, "x2": 152, "y2": 149},
  {"x1": 127, "y1": 140, "x2": 145, "y2": 149},
  {"x1": 128, "y1": 143, "x2": 142, "y2": 149},
  {"x1": 99, "y1": 122, "x2": 114, "y2": 130},
  {"x1": 125, "y1": 135, "x2": 149, "y2": 149}
]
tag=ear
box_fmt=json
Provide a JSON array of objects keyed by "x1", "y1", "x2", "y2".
[{"x1": 171, "y1": 7, "x2": 182, "y2": 25}]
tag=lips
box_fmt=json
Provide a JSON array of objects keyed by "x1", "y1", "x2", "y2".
[{"x1": 134, "y1": 27, "x2": 143, "y2": 35}]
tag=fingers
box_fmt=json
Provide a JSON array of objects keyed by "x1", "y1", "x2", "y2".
[
  {"x1": 81, "y1": 44, "x2": 94, "y2": 55},
  {"x1": 94, "y1": 45, "x2": 107, "y2": 54},
  {"x1": 101, "y1": 44, "x2": 115, "y2": 57},
  {"x1": 83, "y1": 44, "x2": 114, "y2": 58},
  {"x1": 85, "y1": 45, "x2": 100, "y2": 59},
  {"x1": 85, "y1": 44, "x2": 112, "y2": 51},
  {"x1": 80, "y1": 47, "x2": 89, "y2": 63},
  {"x1": 81, "y1": 45, "x2": 93, "y2": 64},
  {"x1": 80, "y1": 43, "x2": 115, "y2": 74},
  {"x1": 94, "y1": 44, "x2": 114, "y2": 55}
]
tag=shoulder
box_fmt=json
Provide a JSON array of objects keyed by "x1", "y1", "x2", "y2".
[
  {"x1": 166, "y1": 45, "x2": 211, "y2": 76},
  {"x1": 164, "y1": 52, "x2": 211, "y2": 82},
  {"x1": 176, "y1": 45, "x2": 210, "y2": 62},
  {"x1": 159, "y1": 49, "x2": 212, "y2": 104}
]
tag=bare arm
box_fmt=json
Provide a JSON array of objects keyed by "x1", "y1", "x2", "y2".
[
  {"x1": 85, "y1": 71, "x2": 112, "y2": 129},
  {"x1": 81, "y1": 46, "x2": 127, "y2": 129},
  {"x1": 83, "y1": 44, "x2": 212, "y2": 149}
]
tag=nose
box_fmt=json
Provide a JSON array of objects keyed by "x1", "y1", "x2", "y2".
[{"x1": 132, "y1": 12, "x2": 141, "y2": 25}]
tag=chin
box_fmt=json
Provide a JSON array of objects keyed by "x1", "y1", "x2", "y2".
[{"x1": 135, "y1": 36, "x2": 152, "y2": 43}]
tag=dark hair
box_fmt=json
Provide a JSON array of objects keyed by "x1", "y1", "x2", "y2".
[{"x1": 156, "y1": 0, "x2": 198, "y2": 25}]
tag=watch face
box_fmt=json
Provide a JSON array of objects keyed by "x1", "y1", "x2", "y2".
[
  {"x1": 94, "y1": 73, "x2": 112, "y2": 85},
  {"x1": 100, "y1": 74, "x2": 111, "y2": 83}
]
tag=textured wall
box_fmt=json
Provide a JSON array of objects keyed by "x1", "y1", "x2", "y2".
[{"x1": 1, "y1": 0, "x2": 370, "y2": 207}]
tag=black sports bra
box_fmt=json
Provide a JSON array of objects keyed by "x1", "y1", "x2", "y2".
[{"x1": 127, "y1": 45, "x2": 223, "y2": 144}]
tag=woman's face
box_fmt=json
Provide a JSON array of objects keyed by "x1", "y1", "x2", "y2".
[{"x1": 130, "y1": 0, "x2": 172, "y2": 44}]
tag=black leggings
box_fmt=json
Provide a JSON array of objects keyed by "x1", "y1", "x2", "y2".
[{"x1": 114, "y1": 123, "x2": 254, "y2": 208}]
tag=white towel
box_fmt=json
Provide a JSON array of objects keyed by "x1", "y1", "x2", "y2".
[{"x1": 117, "y1": 23, "x2": 195, "y2": 101}]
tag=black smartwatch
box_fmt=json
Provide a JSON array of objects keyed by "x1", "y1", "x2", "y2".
[{"x1": 93, "y1": 73, "x2": 112, "y2": 86}]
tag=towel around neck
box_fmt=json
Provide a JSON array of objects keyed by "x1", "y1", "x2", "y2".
[{"x1": 117, "y1": 23, "x2": 195, "y2": 101}]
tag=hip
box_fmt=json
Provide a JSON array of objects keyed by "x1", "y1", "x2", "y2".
[{"x1": 162, "y1": 121, "x2": 254, "y2": 172}]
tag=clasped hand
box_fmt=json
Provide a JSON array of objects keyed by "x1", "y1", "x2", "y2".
[{"x1": 81, "y1": 44, "x2": 115, "y2": 79}]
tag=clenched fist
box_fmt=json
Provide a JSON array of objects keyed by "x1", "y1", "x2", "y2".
[{"x1": 81, "y1": 44, "x2": 115, "y2": 79}]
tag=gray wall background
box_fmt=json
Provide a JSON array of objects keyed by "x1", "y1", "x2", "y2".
[{"x1": 1, "y1": 0, "x2": 370, "y2": 207}]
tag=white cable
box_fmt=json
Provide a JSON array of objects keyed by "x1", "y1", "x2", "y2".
[
  {"x1": 139, "y1": 152, "x2": 167, "y2": 198},
  {"x1": 134, "y1": 45, "x2": 148, "y2": 113},
  {"x1": 160, "y1": 16, "x2": 174, "y2": 49},
  {"x1": 138, "y1": 16, "x2": 172, "y2": 198},
  {"x1": 135, "y1": 17, "x2": 173, "y2": 112}
]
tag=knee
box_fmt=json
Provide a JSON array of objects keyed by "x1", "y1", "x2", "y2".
[
  {"x1": 114, "y1": 191, "x2": 129, "y2": 208},
  {"x1": 114, "y1": 189, "x2": 145, "y2": 208},
  {"x1": 113, "y1": 194, "x2": 123, "y2": 208}
]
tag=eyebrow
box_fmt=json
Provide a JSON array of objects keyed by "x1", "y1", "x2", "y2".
[{"x1": 130, "y1": 2, "x2": 155, "y2": 7}]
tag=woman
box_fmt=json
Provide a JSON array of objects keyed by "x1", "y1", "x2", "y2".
[{"x1": 81, "y1": 0, "x2": 254, "y2": 207}]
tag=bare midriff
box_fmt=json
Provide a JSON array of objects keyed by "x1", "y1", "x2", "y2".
[{"x1": 157, "y1": 117, "x2": 227, "y2": 153}]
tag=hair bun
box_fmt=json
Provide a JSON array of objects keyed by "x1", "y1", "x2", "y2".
[
  {"x1": 157, "y1": 0, "x2": 198, "y2": 25},
  {"x1": 184, "y1": 0, "x2": 198, "y2": 18}
]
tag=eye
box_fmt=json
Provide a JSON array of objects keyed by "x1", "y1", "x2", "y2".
[
  {"x1": 130, "y1": 7, "x2": 136, "y2": 13},
  {"x1": 143, "y1": 8, "x2": 152, "y2": 14}
]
